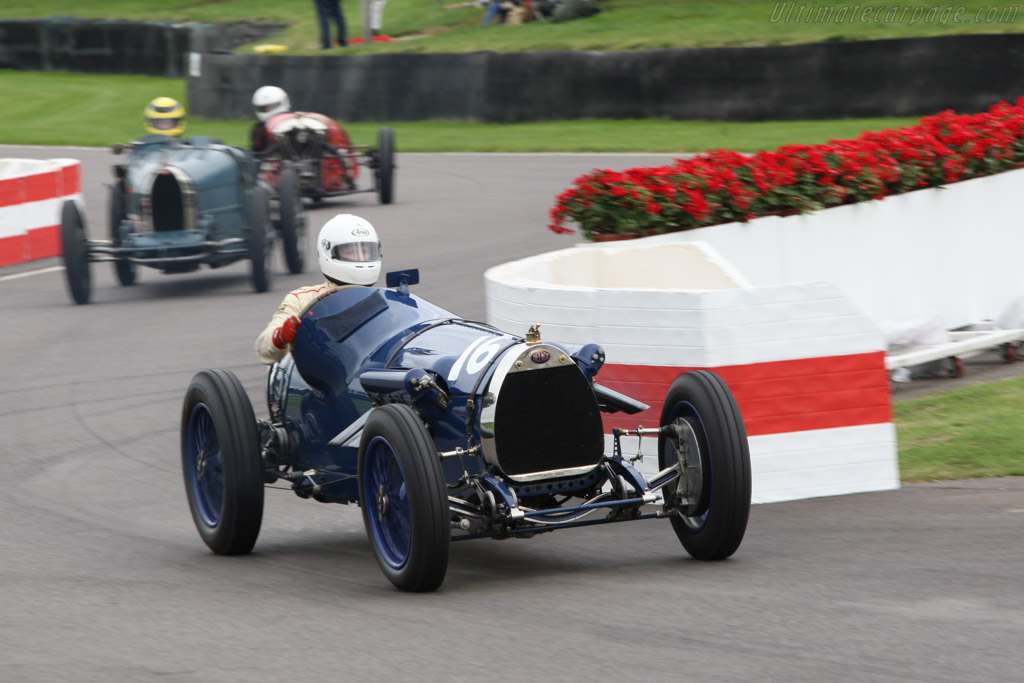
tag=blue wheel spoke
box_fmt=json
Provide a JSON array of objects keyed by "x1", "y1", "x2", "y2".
[
  {"x1": 188, "y1": 403, "x2": 224, "y2": 528},
  {"x1": 366, "y1": 437, "x2": 413, "y2": 569},
  {"x1": 388, "y1": 483, "x2": 412, "y2": 545}
]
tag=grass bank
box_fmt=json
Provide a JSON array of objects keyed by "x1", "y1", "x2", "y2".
[
  {"x1": 1, "y1": 1, "x2": 1022, "y2": 55},
  {"x1": 894, "y1": 376, "x2": 1024, "y2": 482},
  {"x1": 0, "y1": 71, "x2": 919, "y2": 151}
]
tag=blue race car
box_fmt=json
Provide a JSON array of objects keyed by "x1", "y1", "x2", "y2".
[
  {"x1": 180, "y1": 270, "x2": 752, "y2": 591},
  {"x1": 60, "y1": 134, "x2": 306, "y2": 305}
]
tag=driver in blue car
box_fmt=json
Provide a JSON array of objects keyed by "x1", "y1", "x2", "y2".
[
  {"x1": 255, "y1": 214, "x2": 382, "y2": 364},
  {"x1": 143, "y1": 97, "x2": 187, "y2": 137}
]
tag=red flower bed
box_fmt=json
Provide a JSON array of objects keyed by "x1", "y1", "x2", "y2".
[{"x1": 549, "y1": 98, "x2": 1024, "y2": 239}]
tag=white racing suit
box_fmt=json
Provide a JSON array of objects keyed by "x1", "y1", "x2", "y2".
[{"x1": 255, "y1": 281, "x2": 360, "y2": 364}]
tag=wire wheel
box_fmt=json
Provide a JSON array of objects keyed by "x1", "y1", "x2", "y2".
[
  {"x1": 358, "y1": 404, "x2": 448, "y2": 591},
  {"x1": 181, "y1": 369, "x2": 264, "y2": 555},
  {"x1": 60, "y1": 200, "x2": 91, "y2": 304},
  {"x1": 277, "y1": 168, "x2": 306, "y2": 274},
  {"x1": 658, "y1": 370, "x2": 751, "y2": 561},
  {"x1": 363, "y1": 436, "x2": 414, "y2": 569},
  {"x1": 109, "y1": 184, "x2": 136, "y2": 286},
  {"x1": 375, "y1": 127, "x2": 395, "y2": 205}
]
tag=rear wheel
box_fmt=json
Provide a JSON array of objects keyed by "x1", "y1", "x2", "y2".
[
  {"x1": 60, "y1": 200, "x2": 91, "y2": 305},
  {"x1": 109, "y1": 184, "x2": 136, "y2": 286},
  {"x1": 658, "y1": 370, "x2": 751, "y2": 561},
  {"x1": 277, "y1": 169, "x2": 306, "y2": 274},
  {"x1": 943, "y1": 356, "x2": 966, "y2": 378},
  {"x1": 181, "y1": 369, "x2": 264, "y2": 555},
  {"x1": 375, "y1": 127, "x2": 395, "y2": 205},
  {"x1": 358, "y1": 404, "x2": 449, "y2": 592},
  {"x1": 248, "y1": 186, "x2": 272, "y2": 293}
]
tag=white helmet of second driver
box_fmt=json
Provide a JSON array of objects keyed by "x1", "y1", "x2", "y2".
[
  {"x1": 317, "y1": 215, "x2": 381, "y2": 286},
  {"x1": 252, "y1": 85, "x2": 290, "y2": 122}
]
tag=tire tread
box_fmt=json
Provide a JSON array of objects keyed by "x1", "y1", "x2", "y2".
[
  {"x1": 658, "y1": 369, "x2": 751, "y2": 561},
  {"x1": 181, "y1": 369, "x2": 264, "y2": 555}
]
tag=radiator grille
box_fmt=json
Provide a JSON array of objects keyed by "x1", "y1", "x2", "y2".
[
  {"x1": 492, "y1": 364, "x2": 604, "y2": 478},
  {"x1": 151, "y1": 173, "x2": 185, "y2": 232}
]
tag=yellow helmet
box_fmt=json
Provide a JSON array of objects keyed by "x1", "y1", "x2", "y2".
[{"x1": 144, "y1": 97, "x2": 187, "y2": 136}]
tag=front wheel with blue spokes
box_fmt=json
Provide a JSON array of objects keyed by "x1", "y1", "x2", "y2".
[
  {"x1": 181, "y1": 369, "x2": 264, "y2": 555},
  {"x1": 658, "y1": 370, "x2": 751, "y2": 560},
  {"x1": 358, "y1": 404, "x2": 449, "y2": 592}
]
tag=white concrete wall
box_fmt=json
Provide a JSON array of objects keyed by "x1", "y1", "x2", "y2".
[
  {"x1": 485, "y1": 240, "x2": 899, "y2": 504},
  {"x1": 608, "y1": 424, "x2": 898, "y2": 505},
  {"x1": 630, "y1": 168, "x2": 1024, "y2": 330}
]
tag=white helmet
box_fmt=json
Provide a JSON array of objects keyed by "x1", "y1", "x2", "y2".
[
  {"x1": 317, "y1": 215, "x2": 381, "y2": 286},
  {"x1": 252, "y1": 85, "x2": 290, "y2": 122}
]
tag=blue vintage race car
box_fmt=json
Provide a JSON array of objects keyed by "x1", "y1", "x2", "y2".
[
  {"x1": 60, "y1": 134, "x2": 306, "y2": 304},
  {"x1": 181, "y1": 270, "x2": 752, "y2": 591}
]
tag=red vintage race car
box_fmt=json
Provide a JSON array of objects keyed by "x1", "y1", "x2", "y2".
[{"x1": 257, "y1": 112, "x2": 395, "y2": 205}]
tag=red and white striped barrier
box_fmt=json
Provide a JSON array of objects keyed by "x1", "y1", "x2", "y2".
[
  {"x1": 0, "y1": 158, "x2": 81, "y2": 267},
  {"x1": 485, "y1": 241, "x2": 898, "y2": 504}
]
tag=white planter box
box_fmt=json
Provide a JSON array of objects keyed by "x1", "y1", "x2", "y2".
[
  {"x1": 631, "y1": 168, "x2": 1024, "y2": 330},
  {"x1": 485, "y1": 240, "x2": 899, "y2": 504}
]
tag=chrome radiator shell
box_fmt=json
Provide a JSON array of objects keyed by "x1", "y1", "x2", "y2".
[{"x1": 480, "y1": 343, "x2": 605, "y2": 482}]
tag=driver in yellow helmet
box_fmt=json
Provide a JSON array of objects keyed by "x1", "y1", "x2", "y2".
[{"x1": 144, "y1": 97, "x2": 187, "y2": 137}]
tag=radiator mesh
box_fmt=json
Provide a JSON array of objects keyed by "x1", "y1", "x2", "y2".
[{"x1": 492, "y1": 364, "x2": 604, "y2": 477}]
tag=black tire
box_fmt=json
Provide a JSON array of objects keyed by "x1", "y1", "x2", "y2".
[
  {"x1": 657, "y1": 370, "x2": 751, "y2": 561},
  {"x1": 277, "y1": 169, "x2": 306, "y2": 274},
  {"x1": 60, "y1": 199, "x2": 91, "y2": 305},
  {"x1": 108, "y1": 184, "x2": 136, "y2": 286},
  {"x1": 358, "y1": 404, "x2": 449, "y2": 592},
  {"x1": 248, "y1": 186, "x2": 272, "y2": 293},
  {"x1": 375, "y1": 127, "x2": 395, "y2": 205},
  {"x1": 181, "y1": 369, "x2": 264, "y2": 555}
]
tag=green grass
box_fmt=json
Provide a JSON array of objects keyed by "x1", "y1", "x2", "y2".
[
  {"x1": 895, "y1": 376, "x2": 1024, "y2": 482},
  {"x1": 1, "y1": 1, "x2": 1022, "y2": 55},
  {"x1": 0, "y1": 70, "x2": 920, "y2": 150}
]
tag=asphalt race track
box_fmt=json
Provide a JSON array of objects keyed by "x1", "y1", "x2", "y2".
[{"x1": 2, "y1": 145, "x2": 1023, "y2": 681}]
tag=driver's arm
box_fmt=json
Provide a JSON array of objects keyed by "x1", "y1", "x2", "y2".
[
  {"x1": 251, "y1": 122, "x2": 269, "y2": 152},
  {"x1": 255, "y1": 283, "x2": 335, "y2": 364},
  {"x1": 256, "y1": 302, "x2": 301, "y2": 365}
]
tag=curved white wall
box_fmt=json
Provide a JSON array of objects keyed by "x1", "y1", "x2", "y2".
[
  {"x1": 630, "y1": 168, "x2": 1024, "y2": 330},
  {"x1": 485, "y1": 240, "x2": 898, "y2": 504}
]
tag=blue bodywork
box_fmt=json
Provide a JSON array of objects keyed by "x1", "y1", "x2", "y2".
[
  {"x1": 272, "y1": 286, "x2": 518, "y2": 503},
  {"x1": 266, "y1": 276, "x2": 660, "y2": 535},
  {"x1": 181, "y1": 271, "x2": 752, "y2": 587},
  {"x1": 113, "y1": 135, "x2": 258, "y2": 269}
]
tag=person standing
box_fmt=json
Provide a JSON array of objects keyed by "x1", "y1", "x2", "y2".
[
  {"x1": 314, "y1": 0, "x2": 348, "y2": 49},
  {"x1": 370, "y1": 0, "x2": 387, "y2": 36}
]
